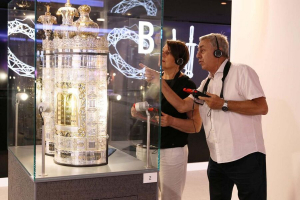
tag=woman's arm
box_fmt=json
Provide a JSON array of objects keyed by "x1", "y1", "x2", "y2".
[
  {"x1": 158, "y1": 108, "x2": 202, "y2": 133},
  {"x1": 144, "y1": 65, "x2": 196, "y2": 113}
]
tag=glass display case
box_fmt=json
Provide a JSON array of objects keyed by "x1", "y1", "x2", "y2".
[{"x1": 7, "y1": 1, "x2": 162, "y2": 197}]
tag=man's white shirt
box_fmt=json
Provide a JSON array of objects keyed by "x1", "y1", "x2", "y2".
[{"x1": 189, "y1": 59, "x2": 266, "y2": 163}]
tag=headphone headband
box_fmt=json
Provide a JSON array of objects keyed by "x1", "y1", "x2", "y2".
[{"x1": 214, "y1": 35, "x2": 223, "y2": 58}]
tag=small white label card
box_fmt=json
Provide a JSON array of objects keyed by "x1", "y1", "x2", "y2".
[{"x1": 143, "y1": 172, "x2": 158, "y2": 183}]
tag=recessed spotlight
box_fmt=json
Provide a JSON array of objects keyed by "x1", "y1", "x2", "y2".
[
  {"x1": 127, "y1": 13, "x2": 132, "y2": 16},
  {"x1": 221, "y1": 2, "x2": 227, "y2": 5}
]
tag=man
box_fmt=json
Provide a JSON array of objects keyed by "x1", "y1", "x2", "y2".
[{"x1": 145, "y1": 33, "x2": 268, "y2": 200}]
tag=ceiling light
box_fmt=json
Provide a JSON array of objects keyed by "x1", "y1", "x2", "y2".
[
  {"x1": 221, "y1": 2, "x2": 227, "y2": 5},
  {"x1": 97, "y1": 18, "x2": 105, "y2": 21}
]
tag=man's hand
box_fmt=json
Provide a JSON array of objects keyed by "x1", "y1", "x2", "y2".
[
  {"x1": 139, "y1": 63, "x2": 160, "y2": 85},
  {"x1": 199, "y1": 92, "x2": 224, "y2": 110},
  {"x1": 155, "y1": 112, "x2": 174, "y2": 127}
]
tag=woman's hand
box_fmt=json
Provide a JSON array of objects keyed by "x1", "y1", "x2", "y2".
[
  {"x1": 139, "y1": 63, "x2": 160, "y2": 86},
  {"x1": 131, "y1": 106, "x2": 138, "y2": 117},
  {"x1": 155, "y1": 112, "x2": 174, "y2": 127}
]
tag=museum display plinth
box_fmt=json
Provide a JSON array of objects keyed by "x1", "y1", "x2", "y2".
[
  {"x1": 8, "y1": 146, "x2": 158, "y2": 200},
  {"x1": 8, "y1": 0, "x2": 162, "y2": 199}
]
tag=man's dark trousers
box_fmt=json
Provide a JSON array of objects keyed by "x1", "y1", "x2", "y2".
[{"x1": 207, "y1": 152, "x2": 267, "y2": 200}]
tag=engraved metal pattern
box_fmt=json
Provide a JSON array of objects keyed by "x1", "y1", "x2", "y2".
[
  {"x1": 37, "y1": 5, "x2": 57, "y2": 40},
  {"x1": 38, "y1": 1, "x2": 109, "y2": 166},
  {"x1": 53, "y1": 36, "x2": 108, "y2": 50},
  {"x1": 56, "y1": 92, "x2": 78, "y2": 126},
  {"x1": 78, "y1": 83, "x2": 86, "y2": 137}
]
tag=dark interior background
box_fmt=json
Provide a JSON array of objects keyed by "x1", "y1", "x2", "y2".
[{"x1": 0, "y1": 0, "x2": 231, "y2": 177}]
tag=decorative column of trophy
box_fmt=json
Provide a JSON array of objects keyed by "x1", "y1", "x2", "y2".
[
  {"x1": 37, "y1": 5, "x2": 57, "y2": 155},
  {"x1": 53, "y1": 2, "x2": 109, "y2": 166}
]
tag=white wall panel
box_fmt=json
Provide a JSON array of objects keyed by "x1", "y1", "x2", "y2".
[{"x1": 231, "y1": 0, "x2": 300, "y2": 199}]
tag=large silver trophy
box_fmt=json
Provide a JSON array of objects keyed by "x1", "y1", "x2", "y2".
[{"x1": 39, "y1": 1, "x2": 109, "y2": 166}]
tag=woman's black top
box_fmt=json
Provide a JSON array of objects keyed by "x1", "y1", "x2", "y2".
[{"x1": 161, "y1": 75, "x2": 196, "y2": 149}]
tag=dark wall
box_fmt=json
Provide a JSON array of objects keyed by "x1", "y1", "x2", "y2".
[
  {"x1": 0, "y1": 7, "x2": 8, "y2": 178},
  {"x1": 0, "y1": 8, "x2": 8, "y2": 151}
]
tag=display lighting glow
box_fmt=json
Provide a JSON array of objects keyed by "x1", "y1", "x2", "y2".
[
  {"x1": 7, "y1": 47, "x2": 35, "y2": 78},
  {"x1": 20, "y1": 93, "x2": 28, "y2": 101},
  {"x1": 172, "y1": 28, "x2": 176, "y2": 40},
  {"x1": 184, "y1": 26, "x2": 196, "y2": 78},
  {"x1": 111, "y1": 0, "x2": 157, "y2": 16},
  {"x1": 16, "y1": 92, "x2": 29, "y2": 101},
  {"x1": 116, "y1": 95, "x2": 122, "y2": 101},
  {"x1": 138, "y1": 21, "x2": 154, "y2": 54},
  {"x1": 171, "y1": 26, "x2": 196, "y2": 78},
  {"x1": 37, "y1": 0, "x2": 104, "y2": 7},
  {"x1": 27, "y1": 15, "x2": 35, "y2": 19},
  {"x1": 8, "y1": 18, "x2": 35, "y2": 78},
  {"x1": 107, "y1": 23, "x2": 151, "y2": 79},
  {"x1": 8, "y1": 18, "x2": 35, "y2": 40},
  {"x1": 0, "y1": 72, "x2": 7, "y2": 81}
]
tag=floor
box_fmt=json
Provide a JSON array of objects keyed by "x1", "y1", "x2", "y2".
[
  {"x1": 182, "y1": 170, "x2": 239, "y2": 200},
  {"x1": 0, "y1": 170, "x2": 239, "y2": 200},
  {"x1": 0, "y1": 185, "x2": 8, "y2": 200}
]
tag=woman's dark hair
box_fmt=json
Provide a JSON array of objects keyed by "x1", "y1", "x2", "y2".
[{"x1": 166, "y1": 40, "x2": 189, "y2": 70}]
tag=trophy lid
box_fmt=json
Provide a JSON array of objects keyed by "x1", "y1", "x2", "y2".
[
  {"x1": 73, "y1": 5, "x2": 99, "y2": 38},
  {"x1": 56, "y1": 0, "x2": 79, "y2": 17},
  {"x1": 78, "y1": 5, "x2": 91, "y2": 14}
]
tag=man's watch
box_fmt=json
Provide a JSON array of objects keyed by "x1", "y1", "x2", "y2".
[{"x1": 222, "y1": 100, "x2": 229, "y2": 112}]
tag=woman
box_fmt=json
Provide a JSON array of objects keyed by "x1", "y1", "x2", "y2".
[{"x1": 132, "y1": 40, "x2": 202, "y2": 200}]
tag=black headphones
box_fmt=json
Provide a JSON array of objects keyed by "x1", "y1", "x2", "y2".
[
  {"x1": 175, "y1": 57, "x2": 184, "y2": 66},
  {"x1": 214, "y1": 35, "x2": 223, "y2": 58},
  {"x1": 175, "y1": 44, "x2": 186, "y2": 66}
]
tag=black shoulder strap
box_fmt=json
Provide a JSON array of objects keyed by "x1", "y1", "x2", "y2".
[
  {"x1": 202, "y1": 61, "x2": 231, "y2": 99},
  {"x1": 202, "y1": 78, "x2": 211, "y2": 94},
  {"x1": 220, "y1": 61, "x2": 231, "y2": 99}
]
